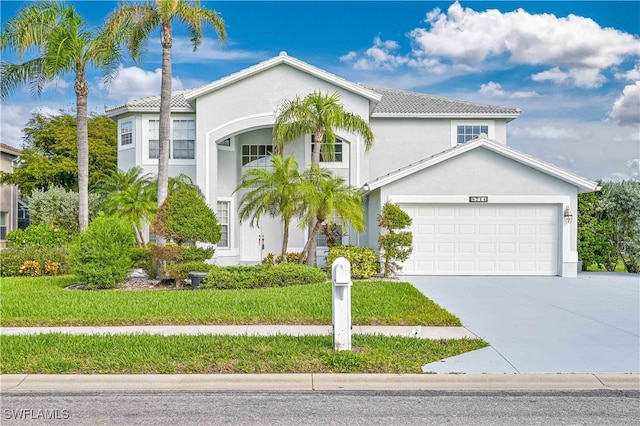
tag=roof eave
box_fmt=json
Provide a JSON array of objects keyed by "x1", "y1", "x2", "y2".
[
  {"x1": 105, "y1": 106, "x2": 195, "y2": 118},
  {"x1": 371, "y1": 112, "x2": 521, "y2": 120}
]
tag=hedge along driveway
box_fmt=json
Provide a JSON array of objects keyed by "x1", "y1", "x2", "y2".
[{"x1": 0, "y1": 276, "x2": 461, "y2": 326}]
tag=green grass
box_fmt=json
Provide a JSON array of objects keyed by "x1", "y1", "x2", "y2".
[
  {"x1": 0, "y1": 276, "x2": 461, "y2": 326},
  {"x1": 0, "y1": 333, "x2": 487, "y2": 374}
]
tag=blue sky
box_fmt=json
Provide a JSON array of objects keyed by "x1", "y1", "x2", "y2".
[{"x1": 1, "y1": 0, "x2": 639, "y2": 181}]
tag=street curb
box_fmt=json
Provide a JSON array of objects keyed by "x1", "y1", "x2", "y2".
[{"x1": 2, "y1": 374, "x2": 638, "y2": 392}]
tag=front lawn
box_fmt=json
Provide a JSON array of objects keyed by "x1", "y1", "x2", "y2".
[
  {"x1": 0, "y1": 333, "x2": 486, "y2": 374},
  {"x1": 0, "y1": 276, "x2": 461, "y2": 326}
]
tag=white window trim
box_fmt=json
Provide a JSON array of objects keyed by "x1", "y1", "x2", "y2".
[
  {"x1": 450, "y1": 120, "x2": 494, "y2": 147},
  {"x1": 142, "y1": 116, "x2": 196, "y2": 166},
  {"x1": 305, "y1": 135, "x2": 349, "y2": 169},
  {"x1": 119, "y1": 119, "x2": 135, "y2": 150},
  {"x1": 216, "y1": 136, "x2": 235, "y2": 152},
  {"x1": 216, "y1": 197, "x2": 235, "y2": 254}
]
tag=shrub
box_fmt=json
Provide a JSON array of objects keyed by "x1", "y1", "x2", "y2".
[
  {"x1": 130, "y1": 246, "x2": 155, "y2": 278},
  {"x1": 200, "y1": 264, "x2": 326, "y2": 290},
  {"x1": 28, "y1": 186, "x2": 100, "y2": 235},
  {"x1": 378, "y1": 202, "x2": 413, "y2": 278},
  {"x1": 0, "y1": 246, "x2": 71, "y2": 277},
  {"x1": 19, "y1": 260, "x2": 42, "y2": 277},
  {"x1": 150, "y1": 244, "x2": 181, "y2": 262},
  {"x1": 164, "y1": 261, "x2": 214, "y2": 283},
  {"x1": 70, "y1": 216, "x2": 135, "y2": 289},
  {"x1": 327, "y1": 245, "x2": 380, "y2": 279},
  {"x1": 178, "y1": 246, "x2": 215, "y2": 263},
  {"x1": 6, "y1": 223, "x2": 69, "y2": 248},
  {"x1": 152, "y1": 188, "x2": 221, "y2": 245},
  {"x1": 262, "y1": 252, "x2": 304, "y2": 265}
]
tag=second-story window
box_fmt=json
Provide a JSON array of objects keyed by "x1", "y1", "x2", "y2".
[
  {"x1": 457, "y1": 125, "x2": 488, "y2": 144},
  {"x1": 242, "y1": 144, "x2": 273, "y2": 168},
  {"x1": 148, "y1": 119, "x2": 195, "y2": 159},
  {"x1": 120, "y1": 121, "x2": 133, "y2": 146},
  {"x1": 149, "y1": 120, "x2": 159, "y2": 159}
]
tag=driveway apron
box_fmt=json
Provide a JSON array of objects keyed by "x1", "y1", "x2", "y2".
[{"x1": 406, "y1": 273, "x2": 640, "y2": 374}]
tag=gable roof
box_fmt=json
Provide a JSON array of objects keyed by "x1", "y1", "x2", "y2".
[
  {"x1": 363, "y1": 138, "x2": 598, "y2": 194},
  {"x1": 183, "y1": 52, "x2": 383, "y2": 110},
  {"x1": 361, "y1": 85, "x2": 521, "y2": 120}
]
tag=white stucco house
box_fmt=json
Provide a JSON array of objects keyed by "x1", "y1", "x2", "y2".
[{"x1": 106, "y1": 52, "x2": 598, "y2": 277}]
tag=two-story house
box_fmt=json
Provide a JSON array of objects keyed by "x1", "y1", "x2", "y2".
[{"x1": 106, "y1": 53, "x2": 597, "y2": 277}]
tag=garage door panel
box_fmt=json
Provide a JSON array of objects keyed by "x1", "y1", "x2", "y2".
[{"x1": 400, "y1": 203, "x2": 559, "y2": 276}]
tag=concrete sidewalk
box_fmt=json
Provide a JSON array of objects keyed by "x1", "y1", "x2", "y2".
[
  {"x1": 2, "y1": 373, "x2": 638, "y2": 392},
  {"x1": 0, "y1": 325, "x2": 477, "y2": 340}
]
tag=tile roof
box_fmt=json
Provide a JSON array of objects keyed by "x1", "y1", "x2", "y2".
[
  {"x1": 105, "y1": 89, "x2": 194, "y2": 114},
  {"x1": 360, "y1": 84, "x2": 521, "y2": 116},
  {"x1": 0, "y1": 143, "x2": 21, "y2": 154}
]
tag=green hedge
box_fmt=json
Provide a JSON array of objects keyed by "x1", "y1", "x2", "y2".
[
  {"x1": 0, "y1": 246, "x2": 70, "y2": 277},
  {"x1": 164, "y1": 261, "x2": 215, "y2": 283},
  {"x1": 327, "y1": 245, "x2": 380, "y2": 279},
  {"x1": 200, "y1": 264, "x2": 327, "y2": 290}
]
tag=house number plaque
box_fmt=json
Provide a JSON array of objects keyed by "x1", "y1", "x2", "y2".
[{"x1": 469, "y1": 196, "x2": 488, "y2": 203}]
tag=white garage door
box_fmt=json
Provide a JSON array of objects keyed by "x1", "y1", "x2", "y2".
[{"x1": 399, "y1": 204, "x2": 559, "y2": 276}]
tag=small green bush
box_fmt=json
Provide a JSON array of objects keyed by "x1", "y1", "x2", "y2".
[
  {"x1": 70, "y1": 216, "x2": 135, "y2": 289},
  {"x1": 262, "y1": 252, "x2": 304, "y2": 265},
  {"x1": 200, "y1": 264, "x2": 326, "y2": 290},
  {"x1": 152, "y1": 188, "x2": 221, "y2": 245},
  {"x1": 164, "y1": 261, "x2": 214, "y2": 283},
  {"x1": 327, "y1": 245, "x2": 380, "y2": 279},
  {"x1": 130, "y1": 246, "x2": 155, "y2": 278},
  {"x1": 178, "y1": 246, "x2": 215, "y2": 263},
  {"x1": 378, "y1": 202, "x2": 413, "y2": 277},
  {"x1": 6, "y1": 223, "x2": 69, "y2": 248},
  {"x1": 0, "y1": 246, "x2": 70, "y2": 277}
]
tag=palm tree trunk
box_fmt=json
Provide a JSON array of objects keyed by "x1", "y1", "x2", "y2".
[
  {"x1": 281, "y1": 219, "x2": 290, "y2": 257},
  {"x1": 301, "y1": 217, "x2": 323, "y2": 265},
  {"x1": 75, "y1": 72, "x2": 89, "y2": 232},
  {"x1": 306, "y1": 130, "x2": 324, "y2": 266}
]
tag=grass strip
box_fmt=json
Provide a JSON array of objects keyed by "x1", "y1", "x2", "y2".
[
  {"x1": 0, "y1": 276, "x2": 460, "y2": 326},
  {"x1": 0, "y1": 333, "x2": 487, "y2": 374}
]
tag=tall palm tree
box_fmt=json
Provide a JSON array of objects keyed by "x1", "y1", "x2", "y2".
[
  {"x1": 104, "y1": 0, "x2": 226, "y2": 213},
  {"x1": 299, "y1": 164, "x2": 365, "y2": 265},
  {"x1": 235, "y1": 155, "x2": 305, "y2": 256},
  {"x1": 96, "y1": 167, "x2": 157, "y2": 247},
  {"x1": 273, "y1": 90, "x2": 374, "y2": 265},
  {"x1": 1, "y1": 1, "x2": 124, "y2": 232}
]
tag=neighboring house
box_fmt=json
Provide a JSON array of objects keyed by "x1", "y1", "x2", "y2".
[
  {"x1": 106, "y1": 53, "x2": 598, "y2": 277},
  {"x1": 0, "y1": 143, "x2": 22, "y2": 248}
]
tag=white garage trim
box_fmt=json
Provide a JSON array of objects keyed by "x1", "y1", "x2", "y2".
[{"x1": 391, "y1": 195, "x2": 575, "y2": 277}]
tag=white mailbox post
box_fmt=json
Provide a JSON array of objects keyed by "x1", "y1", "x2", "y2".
[{"x1": 332, "y1": 257, "x2": 352, "y2": 351}]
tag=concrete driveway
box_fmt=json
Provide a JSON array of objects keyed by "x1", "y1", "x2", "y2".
[{"x1": 405, "y1": 273, "x2": 640, "y2": 374}]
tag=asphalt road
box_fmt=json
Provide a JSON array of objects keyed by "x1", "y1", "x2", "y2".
[{"x1": 3, "y1": 390, "x2": 639, "y2": 425}]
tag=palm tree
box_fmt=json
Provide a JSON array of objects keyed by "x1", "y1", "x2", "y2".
[
  {"x1": 1, "y1": 1, "x2": 124, "y2": 232},
  {"x1": 96, "y1": 167, "x2": 157, "y2": 247},
  {"x1": 104, "y1": 0, "x2": 226, "y2": 212},
  {"x1": 299, "y1": 164, "x2": 365, "y2": 265},
  {"x1": 235, "y1": 155, "x2": 305, "y2": 256},
  {"x1": 273, "y1": 90, "x2": 373, "y2": 265}
]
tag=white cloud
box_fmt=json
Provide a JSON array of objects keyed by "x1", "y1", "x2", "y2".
[
  {"x1": 479, "y1": 81, "x2": 539, "y2": 99},
  {"x1": 0, "y1": 105, "x2": 63, "y2": 148},
  {"x1": 102, "y1": 65, "x2": 184, "y2": 101},
  {"x1": 609, "y1": 82, "x2": 640, "y2": 125},
  {"x1": 341, "y1": 36, "x2": 410, "y2": 71},
  {"x1": 615, "y1": 62, "x2": 640, "y2": 81},
  {"x1": 342, "y1": 1, "x2": 640, "y2": 87},
  {"x1": 531, "y1": 67, "x2": 606, "y2": 88}
]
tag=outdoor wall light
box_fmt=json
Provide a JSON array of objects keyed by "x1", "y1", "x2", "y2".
[{"x1": 563, "y1": 206, "x2": 573, "y2": 223}]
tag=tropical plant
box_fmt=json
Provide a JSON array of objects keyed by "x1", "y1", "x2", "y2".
[
  {"x1": 378, "y1": 202, "x2": 413, "y2": 278},
  {"x1": 578, "y1": 187, "x2": 617, "y2": 271},
  {"x1": 152, "y1": 187, "x2": 221, "y2": 245},
  {"x1": 27, "y1": 186, "x2": 101, "y2": 235},
  {"x1": 96, "y1": 167, "x2": 157, "y2": 247},
  {"x1": 1, "y1": 1, "x2": 124, "y2": 231},
  {"x1": 298, "y1": 165, "x2": 365, "y2": 265},
  {"x1": 273, "y1": 90, "x2": 374, "y2": 265},
  {"x1": 597, "y1": 180, "x2": 640, "y2": 273},
  {"x1": 104, "y1": 0, "x2": 226, "y2": 215},
  {"x1": 0, "y1": 112, "x2": 117, "y2": 196},
  {"x1": 236, "y1": 155, "x2": 305, "y2": 256}
]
